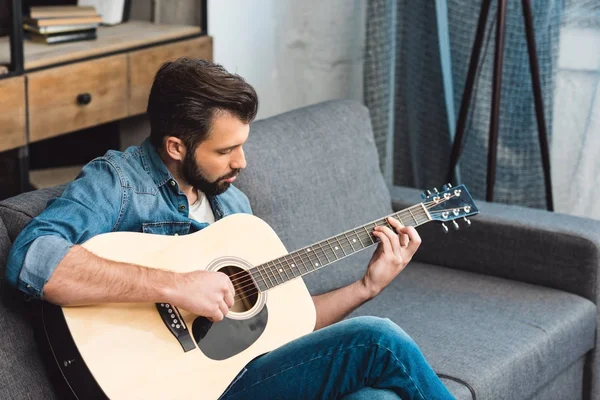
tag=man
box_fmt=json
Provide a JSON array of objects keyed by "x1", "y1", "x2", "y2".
[{"x1": 6, "y1": 58, "x2": 454, "y2": 399}]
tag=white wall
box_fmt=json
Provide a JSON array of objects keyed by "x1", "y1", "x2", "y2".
[{"x1": 208, "y1": 0, "x2": 366, "y2": 119}]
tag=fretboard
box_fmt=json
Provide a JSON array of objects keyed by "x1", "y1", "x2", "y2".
[{"x1": 248, "y1": 203, "x2": 431, "y2": 292}]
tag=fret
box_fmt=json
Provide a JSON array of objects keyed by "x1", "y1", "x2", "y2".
[
  {"x1": 334, "y1": 235, "x2": 348, "y2": 256},
  {"x1": 327, "y1": 238, "x2": 344, "y2": 262},
  {"x1": 288, "y1": 253, "x2": 302, "y2": 274},
  {"x1": 408, "y1": 207, "x2": 418, "y2": 225},
  {"x1": 343, "y1": 231, "x2": 357, "y2": 252},
  {"x1": 419, "y1": 203, "x2": 431, "y2": 222},
  {"x1": 357, "y1": 227, "x2": 372, "y2": 247},
  {"x1": 325, "y1": 239, "x2": 340, "y2": 261},
  {"x1": 303, "y1": 247, "x2": 317, "y2": 271},
  {"x1": 311, "y1": 246, "x2": 326, "y2": 268},
  {"x1": 249, "y1": 269, "x2": 263, "y2": 291},
  {"x1": 329, "y1": 237, "x2": 346, "y2": 259},
  {"x1": 309, "y1": 247, "x2": 321, "y2": 270},
  {"x1": 296, "y1": 252, "x2": 311, "y2": 274},
  {"x1": 268, "y1": 261, "x2": 282, "y2": 285},
  {"x1": 282, "y1": 255, "x2": 299, "y2": 278},
  {"x1": 288, "y1": 253, "x2": 304, "y2": 275},
  {"x1": 274, "y1": 261, "x2": 286, "y2": 283},
  {"x1": 396, "y1": 214, "x2": 404, "y2": 225},
  {"x1": 293, "y1": 250, "x2": 308, "y2": 273},
  {"x1": 278, "y1": 259, "x2": 292, "y2": 281},
  {"x1": 351, "y1": 229, "x2": 364, "y2": 248},
  {"x1": 319, "y1": 242, "x2": 332, "y2": 264},
  {"x1": 279, "y1": 260, "x2": 290, "y2": 281},
  {"x1": 253, "y1": 266, "x2": 267, "y2": 290},
  {"x1": 261, "y1": 264, "x2": 275, "y2": 288},
  {"x1": 363, "y1": 225, "x2": 375, "y2": 245}
]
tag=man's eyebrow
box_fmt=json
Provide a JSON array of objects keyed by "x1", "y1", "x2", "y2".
[{"x1": 215, "y1": 143, "x2": 242, "y2": 151}]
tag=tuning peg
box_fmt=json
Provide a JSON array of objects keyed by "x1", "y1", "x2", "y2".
[
  {"x1": 463, "y1": 217, "x2": 471, "y2": 226},
  {"x1": 442, "y1": 183, "x2": 453, "y2": 191},
  {"x1": 421, "y1": 190, "x2": 432, "y2": 199},
  {"x1": 433, "y1": 187, "x2": 439, "y2": 193},
  {"x1": 441, "y1": 223, "x2": 449, "y2": 233},
  {"x1": 452, "y1": 220, "x2": 459, "y2": 230}
]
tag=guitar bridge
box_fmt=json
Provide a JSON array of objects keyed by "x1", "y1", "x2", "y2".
[{"x1": 156, "y1": 303, "x2": 196, "y2": 352}]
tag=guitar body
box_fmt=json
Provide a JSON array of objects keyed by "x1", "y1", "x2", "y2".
[{"x1": 41, "y1": 214, "x2": 316, "y2": 400}]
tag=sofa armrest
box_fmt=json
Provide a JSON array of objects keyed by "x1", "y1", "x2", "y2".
[{"x1": 390, "y1": 185, "x2": 600, "y2": 302}]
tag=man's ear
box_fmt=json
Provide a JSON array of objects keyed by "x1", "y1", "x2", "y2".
[{"x1": 164, "y1": 137, "x2": 186, "y2": 162}]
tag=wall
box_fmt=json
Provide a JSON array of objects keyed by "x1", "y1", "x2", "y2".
[
  {"x1": 208, "y1": 0, "x2": 366, "y2": 119},
  {"x1": 121, "y1": 0, "x2": 366, "y2": 148}
]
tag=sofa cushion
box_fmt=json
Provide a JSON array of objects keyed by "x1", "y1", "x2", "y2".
[
  {"x1": 236, "y1": 100, "x2": 392, "y2": 294},
  {"x1": 350, "y1": 262, "x2": 597, "y2": 400},
  {"x1": 0, "y1": 198, "x2": 59, "y2": 398},
  {"x1": 0, "y1": 185, "x2": 66, "y2": 243}
]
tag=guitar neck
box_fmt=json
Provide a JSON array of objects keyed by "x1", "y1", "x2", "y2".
[{"x1": 248, "y1": 203, "x2": 431, "y2": 291}]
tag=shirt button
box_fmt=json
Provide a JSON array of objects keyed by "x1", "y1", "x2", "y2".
[
  {"x1": 26, "y1": 284, "x2": 31, "y2": 288},
  {"x1": 179, "y1": 205, "x2": 186, "y2": 211},
  {"x1": 170, "y1": 180, "x2": 176, "y2": 187},
  {"x1": 174, "y1": 233, "x2": 179, "y2": 236}
]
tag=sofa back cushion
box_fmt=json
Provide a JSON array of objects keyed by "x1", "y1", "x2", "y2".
[{"x1": 235, "y1": 100, "x2": 392, "y2": 294}]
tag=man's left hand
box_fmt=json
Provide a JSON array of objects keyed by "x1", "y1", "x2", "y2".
[{"x1": 361, "y1": 217, "x2": 422, "y2": 299}]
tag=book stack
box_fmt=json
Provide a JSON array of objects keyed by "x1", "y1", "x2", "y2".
[{"x1": 24, "y1": 5, "x2": 102, "y2": 45}]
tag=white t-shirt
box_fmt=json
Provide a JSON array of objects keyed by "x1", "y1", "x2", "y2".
[{"x1": 188, "y1": 190, "x2": 215, "y2": 224}]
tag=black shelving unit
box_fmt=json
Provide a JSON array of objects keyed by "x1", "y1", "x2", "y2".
[{"x1": 0, "y1": 0, "x2": 28, "y2": 199}]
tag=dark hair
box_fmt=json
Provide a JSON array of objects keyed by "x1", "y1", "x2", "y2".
[{"x1": 147, "y1": 58, "x2": 258, "y2": 151}]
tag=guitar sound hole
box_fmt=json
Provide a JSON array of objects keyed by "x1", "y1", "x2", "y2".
[{"x1": 220, "y1": 266, "x2": 258, "y2": 313}]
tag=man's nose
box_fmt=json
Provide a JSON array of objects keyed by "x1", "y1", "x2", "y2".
[{"x1": 231, "y1": 147, "x2": 246, "y2": 170}]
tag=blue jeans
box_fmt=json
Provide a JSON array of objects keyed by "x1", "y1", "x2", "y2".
[{"x1": 222, "y1": 316, "x2": 455, "y2": 400}]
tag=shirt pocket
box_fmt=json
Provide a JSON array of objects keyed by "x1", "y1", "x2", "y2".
[{"x1": 141, "y1": 221, "x2": 191, "y2": 236}]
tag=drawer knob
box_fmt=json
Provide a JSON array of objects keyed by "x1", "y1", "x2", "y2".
[{"x1": 76, "y1": 93, "x2": 92, "y2": 106}]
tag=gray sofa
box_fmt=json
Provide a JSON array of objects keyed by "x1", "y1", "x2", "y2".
[{"x1": 1, "y1": 100, "x2": 599, "y2": 400}]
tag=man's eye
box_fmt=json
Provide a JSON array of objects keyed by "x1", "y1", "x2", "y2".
[{"x1": 218, "y1": 149, "x2": 233, "y2": 155}]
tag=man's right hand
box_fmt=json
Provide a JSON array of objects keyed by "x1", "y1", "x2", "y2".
[
  {"x1": 43, "y1": 246, "x2": 236, "y2": 322},
  {"x1": 167, "y1": 270, "x2": 236, "y2": 322}
]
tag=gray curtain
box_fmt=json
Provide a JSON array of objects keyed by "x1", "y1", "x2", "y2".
[{"x1": 364, "y1": 0, "x2": 561, "y2": 209}]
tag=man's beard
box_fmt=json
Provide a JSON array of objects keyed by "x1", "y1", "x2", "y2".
[{"x1": 182, "y1": 152, "x2": 240, "y2": 196}]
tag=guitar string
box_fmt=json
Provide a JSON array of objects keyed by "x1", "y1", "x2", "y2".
[
  {"x1": 230, "y1": 216, "x2": 466, "y2": 304},
  {"x1": 228, "y1": 207, "x2": 430, "y2": 293},
  {"x1": 223, "y1": 202, "x2": 437, "y2": 285},
  {"x1": 228, "y1": 201, "x2": 464, "y2": 301},
  {"x1": 228, "y1": 208, "x2": 444, "y2": 303},
  {"x1": 226, "y1": 194, "x2": 459, "y2": 287},
  {"x1": 226, "y1": 196, "x2": 465, "y2": 301}
]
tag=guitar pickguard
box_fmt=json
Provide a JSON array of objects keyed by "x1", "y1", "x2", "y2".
[{"x1": 192, "y1": 305, "x2": 269, "y2": 360}]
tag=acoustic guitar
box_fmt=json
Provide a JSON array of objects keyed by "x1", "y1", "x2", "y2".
[{"x1": 40, "y1": 184, "x2": 478, "y2": 399}]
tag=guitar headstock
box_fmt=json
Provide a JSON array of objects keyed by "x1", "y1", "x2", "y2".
[{"x1": 421, "y1": 183, "x2": 479, "y2": 233}]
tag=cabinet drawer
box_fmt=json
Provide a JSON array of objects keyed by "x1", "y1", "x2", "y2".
[
  {"x1": 128, "y1": 36, "x2": 213, "y2": 116},
  {"x1": 0, "y1": 77, "x2": 26, "y2": 152},
  {"x1": 28, "y1": 55, "x2": 128, "y2": 142}
]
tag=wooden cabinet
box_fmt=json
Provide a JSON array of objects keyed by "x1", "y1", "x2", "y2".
[
  {"x1": 0, "y1": 22, "x2": 211, "y2": 146},
  {"x1": 128, "y1": 36, "x2": 213, "y2": 116},
  {"x1": 28, "y1": 55, "x2": 128, "y2": 142},
  {"x1": 0, "y1": 19, "x2": 211, "y2": 198},
  {"x1": 0, "y1": 77, "x2": 26, "y2": 152}
]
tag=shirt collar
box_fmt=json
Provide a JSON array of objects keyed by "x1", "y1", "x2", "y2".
[
  {"x1": 140, "y1": 138, "x2": 226, "y2": 219},
  {"x1": 140, "y1": 138, "x2": 173, "y2": 187}
]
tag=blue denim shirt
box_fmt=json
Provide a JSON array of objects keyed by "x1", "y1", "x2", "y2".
[{"x1": 5, "y1": 138, "x2": 252, "y2": 299}]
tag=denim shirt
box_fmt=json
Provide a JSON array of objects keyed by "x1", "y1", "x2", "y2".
[{"x1": 5, "y1": 138, "x2": 252, "y2": 299}]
